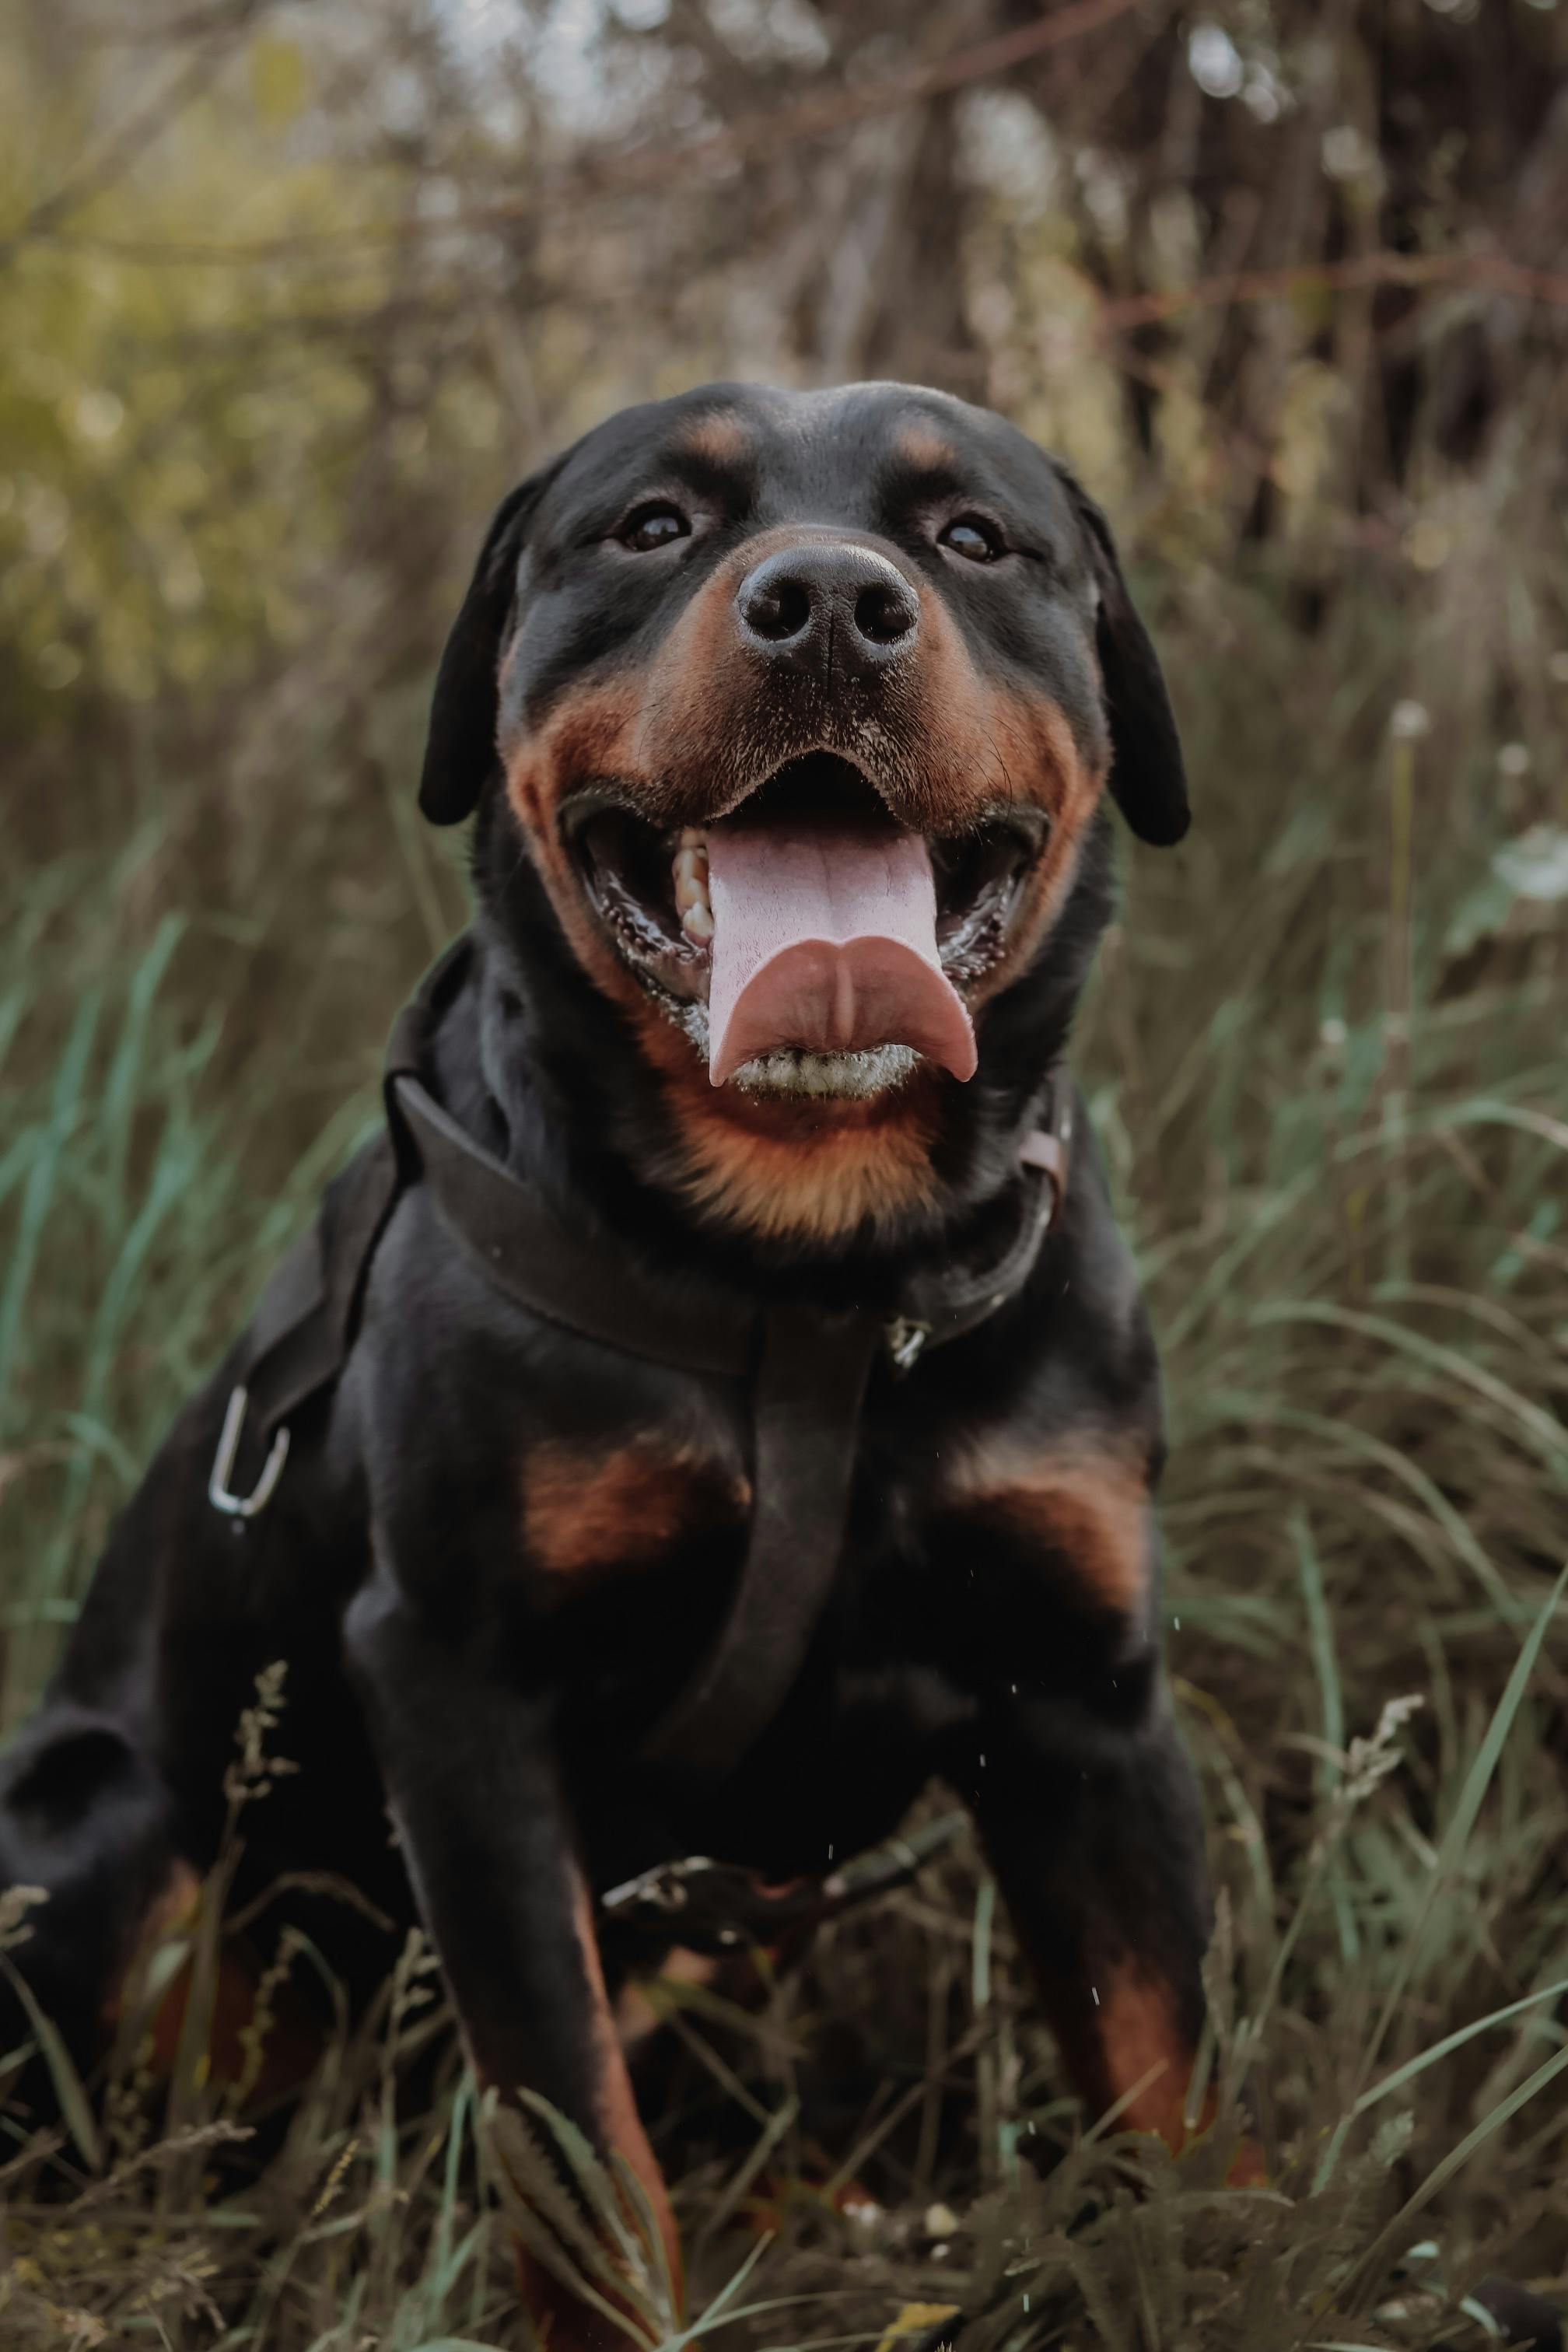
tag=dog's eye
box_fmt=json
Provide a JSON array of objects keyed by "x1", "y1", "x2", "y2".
[
  {"x1": 620, "y1": 503, "x2": 691, "y2": 553},
  {"x1": 940, "y1": 514, "x2": 1004, "y2": 563}
]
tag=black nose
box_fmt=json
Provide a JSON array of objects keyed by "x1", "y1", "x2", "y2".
[{"x1": 734, "y1": 544, "x2": 920, "y2": 679}]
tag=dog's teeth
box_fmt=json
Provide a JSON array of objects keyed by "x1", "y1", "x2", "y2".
[{"x1": 673, "y1": 831, "x2": 712, "y2": 944}]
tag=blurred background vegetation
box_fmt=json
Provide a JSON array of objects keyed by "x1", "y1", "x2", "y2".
[{"x1": 2, "y1": 1, "x2": 1567, "y2": 2344}]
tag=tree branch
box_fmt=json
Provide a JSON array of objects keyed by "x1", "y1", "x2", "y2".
[{"x1": 22, "y1": 0, "x2": 1146, "y2": 265}]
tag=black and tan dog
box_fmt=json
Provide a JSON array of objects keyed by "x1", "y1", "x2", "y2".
[{"x1": 2, "y1": 381, "x2": 1241, "y2": 2312}]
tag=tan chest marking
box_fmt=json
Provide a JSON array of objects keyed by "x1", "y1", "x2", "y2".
[
  {"x1": 659, "y1": 1073, "x2": 942, "y2": 1243},
  {"x1": 950, "y1": 1437, "x2": 1153, "y2": 1619},
  {"x1": 523, "y1": 1438, "x2": 750, "y2": 1579}
]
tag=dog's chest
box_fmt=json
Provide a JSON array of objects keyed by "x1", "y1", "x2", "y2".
[{"x1": 510, "y1": 1372, "x2": 1152, "y2": 1658}]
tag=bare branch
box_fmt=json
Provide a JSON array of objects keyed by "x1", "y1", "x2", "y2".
[
  {"x1": 1094, "y1": 249, "x2": 1568, "y2": 331},
  {"x1": 5, "y1": 0, "x2": 268, "y2": 253},
  {"x1": 24, "y1": 0, "x2": 1147, "y2": 266}
]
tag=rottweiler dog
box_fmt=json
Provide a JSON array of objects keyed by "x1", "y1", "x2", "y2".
[{"x1": 1, "y1": 381, "x2": 1237, "y2": 2315}]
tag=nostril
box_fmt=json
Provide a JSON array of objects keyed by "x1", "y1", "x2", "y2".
[
  {"x1": 740, "y1": 573, "x2": 812, "y2": 642},
  {"x1": 854, "y1": 579, "x2": 919, "y2": 646}
]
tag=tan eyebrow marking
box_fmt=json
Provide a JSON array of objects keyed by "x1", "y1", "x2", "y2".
[
  {"x1": 894, "y1": 423, "x2": 960, "y2": 471},
  {"x1": 677, "y1": 411, "x2": 751, "y2": 467}
]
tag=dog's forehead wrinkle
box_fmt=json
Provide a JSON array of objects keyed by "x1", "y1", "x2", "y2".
[{"x1": 730, "y1": 396, "x2": 980, "y2": 522}]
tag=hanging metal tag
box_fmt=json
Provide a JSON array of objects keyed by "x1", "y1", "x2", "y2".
[{"x1": 884, "y1": 1316, "x2": 930, "y2": 1372}]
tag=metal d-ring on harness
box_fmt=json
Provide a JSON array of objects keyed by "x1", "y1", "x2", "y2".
[
  {"x1": 208, "y1": 1386, "x2": 292, "y2": 1519},
  {"x1": 205, "y1": 933, "x2": 1073, "y2": 1789},
  {"x1": 880, "y1": 1116, "x2": 1073, "y2": 1375}
]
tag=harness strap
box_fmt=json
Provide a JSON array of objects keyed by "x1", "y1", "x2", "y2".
[
  {"x1": 640, "y1": 1302, "x2": 881, "y2": 1773},
  {"x1": 219, "y1": 933, "x2": 1072, "y2": 1778},
  {"x1": 222, "y1": 1132, "x2": 400, "y2": 1468},
  {"x1": 391, "y1": 1074, "x2": 754, "y2": 1378}
]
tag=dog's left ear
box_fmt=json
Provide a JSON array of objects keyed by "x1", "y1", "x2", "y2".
[
  {"x1": 418, "y1": 460, "x2": 562, "y2": 827},
  {"x1": 1060, "y1": 471, "x2": 1189, "y2": 847}
]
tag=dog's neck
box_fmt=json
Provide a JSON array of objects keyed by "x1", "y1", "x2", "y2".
[{"x1": 432, "y1": 797, "x2": 1115, "y2": 1295}]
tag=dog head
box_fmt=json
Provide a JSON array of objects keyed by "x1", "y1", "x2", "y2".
[{"x1": 418, "y1": 383, "x2": 1185, "y2": 1239}]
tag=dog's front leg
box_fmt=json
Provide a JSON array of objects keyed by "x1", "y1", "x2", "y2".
[
  {"x1": 967, "y1": 1677, "x2": 1252, "y2": 2173},
  {"x1": 344, "y1": 1568, "x2": 678, "y2": 2345}
]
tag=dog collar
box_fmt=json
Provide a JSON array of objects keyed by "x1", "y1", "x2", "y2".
[{"x1": 213, "y1": 934, "x2": 1072, "y2": 1778}]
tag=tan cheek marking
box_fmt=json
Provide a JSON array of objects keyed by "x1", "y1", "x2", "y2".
[
  {"x1": 523, "y1": 1440, "x2": 750, "y2": 1578},
  {"x1": 955, "y1": 1442, "x2": 1152, "y2": 1619},
  {"x1": 501, "y1": 677, "x2": 657, "y2": 1013},
  {"x1": 900, "y1": 590, "x2": 1104, "y2": 929},
  {"x1": 907, "y1": 671, "x2": 1104, "y2": 1015},
  {"x1": 904, "y1": 569, "x2": 1102, "y2": 791},
  {"x1": 898, "y1": 583, "x2": 1014, "y2": 828},
  {"x1": 501, "y1": 674, "x2": 644, "y2": 842},
  {"x1": 980, "y1": 689, "x2": 1104, "y2": 1001},
  {"x1": 633, "y1": 564, "x2": 755, "y2": 816}
]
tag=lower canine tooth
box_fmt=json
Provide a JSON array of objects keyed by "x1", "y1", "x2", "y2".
[{"x1": 683, "y1": 901, "x2": 714, "y2": 943}]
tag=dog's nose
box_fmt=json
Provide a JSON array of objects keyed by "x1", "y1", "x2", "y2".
[{"x1": 734, "y1": 544, "x2": 920, "y2": 679}]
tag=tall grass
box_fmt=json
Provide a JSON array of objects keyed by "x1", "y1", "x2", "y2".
[{"x1": 0, "y1": 573, "x2": 1565, "y2": 2346}]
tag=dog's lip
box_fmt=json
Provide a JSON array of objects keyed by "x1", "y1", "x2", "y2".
[
  {"x1": 558, "y1": 783, "x2": 650, "y2": 846},
  {"x1": 930, "y1": 803, "x2": 1048, "y2": 866},
  {"x1": 560, "y1": 762, "x2": 1048, "y2": 1010}
]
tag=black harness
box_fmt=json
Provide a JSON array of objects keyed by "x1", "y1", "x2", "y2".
[{"x1": 208, "y1": 935, "x2": 1072, "y2": 1792}]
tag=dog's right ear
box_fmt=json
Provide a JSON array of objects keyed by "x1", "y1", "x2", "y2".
[{"x1": 418, "y1": 464, "x2": 561, "y2": 827}]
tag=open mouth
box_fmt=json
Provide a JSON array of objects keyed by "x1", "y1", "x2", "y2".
[{"x1": 567, "y1": 755, "x2": 1045, "y2": 1094}]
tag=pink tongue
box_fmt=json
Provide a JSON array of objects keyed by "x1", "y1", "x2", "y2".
[{"x1": 705, "y1": 817, "x2": 977, "y2": 1087}]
